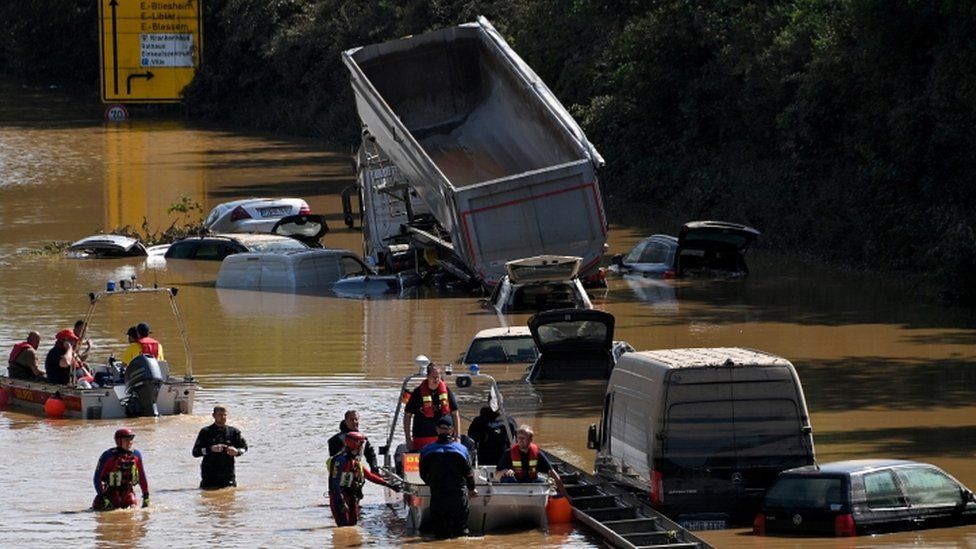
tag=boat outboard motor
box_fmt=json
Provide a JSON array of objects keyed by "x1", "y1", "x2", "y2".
[{"x1": 124, "y1": 354, "x2": 163, "y2": 417}]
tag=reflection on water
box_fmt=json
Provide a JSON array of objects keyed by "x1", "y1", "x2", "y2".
[{"x1": 2, "y1": 86, "x2": 976, "y2": 547}]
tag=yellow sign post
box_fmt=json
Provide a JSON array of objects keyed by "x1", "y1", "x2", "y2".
[{"x1": 99, "y1": 0, "x2": 203, "y2": 103}]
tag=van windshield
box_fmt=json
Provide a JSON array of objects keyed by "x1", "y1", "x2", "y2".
[{"x1": 664, "y1": 399, "x2": 809, "y2": 469}]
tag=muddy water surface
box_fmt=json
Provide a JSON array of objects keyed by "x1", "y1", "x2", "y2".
[{"x1": 2, "y1": 85, "x2": 976, "y2": 548}]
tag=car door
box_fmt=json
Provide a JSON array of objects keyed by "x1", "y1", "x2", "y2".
[
  {"x1": 895, "y1": 465, "x2": 969, "y2": 529},
  {"x1": 859, "y1": 469, "x2": 912, "y2": 533}
]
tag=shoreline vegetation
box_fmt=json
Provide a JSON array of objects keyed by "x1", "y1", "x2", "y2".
[{"x1": 2, "y1": 1, "x2": 974, "y2": 304}]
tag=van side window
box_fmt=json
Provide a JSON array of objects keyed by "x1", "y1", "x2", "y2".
[{"x1": 864, "y1": 471, "x2": 904, "y2": 509}]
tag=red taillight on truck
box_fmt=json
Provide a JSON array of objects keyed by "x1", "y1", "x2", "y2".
[
  {"x1": 663, "y1": 270, "x2": 676, "y2": 280},
  {"x1": 230, "y1": 206, "x2": 252, "y2": 222},
  {"x1": 752, "y1": 513, "x2": 766, "y2": 535},
  {"x1": 299, "y1": 202, "x2": 311, "y2": 215},
  {"x1": 650, "y1": 470, "x2": 663, "y2": 506},
  {"x1": 834, "y1": 513, "x2": 857, "y2": 537}
]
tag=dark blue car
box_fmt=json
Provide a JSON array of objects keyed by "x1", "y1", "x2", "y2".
[{"x1": 754, "y1": 459, "x2": 976, "y2": 537}]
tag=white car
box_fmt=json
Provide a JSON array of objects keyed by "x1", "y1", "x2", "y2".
[
  {"x1": 203, "y1": 198, "x2": 311, "y2": 233},
  {"x1": 485, "y1": 255, "x2": 592, "y2": 313}
]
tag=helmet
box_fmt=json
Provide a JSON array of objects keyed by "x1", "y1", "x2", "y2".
[
  {"x1": 114, "y1": 428, "x2": 135, "y2": 440},
  {"x1": 344, "y1": 431, "x2": 366, "y2": 451}
]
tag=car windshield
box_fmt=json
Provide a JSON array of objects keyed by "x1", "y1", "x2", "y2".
[
  {"x1": 248, "y1": 239, "x2": 307, "y2": 253},
  {"x1": 465, "y1": 336, "x2": 538, "y2": 364},
  {"x1": 765, "y1": 477, "x2": 845, "y2": 509}
]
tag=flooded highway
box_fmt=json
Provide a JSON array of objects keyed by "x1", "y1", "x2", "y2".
[{"x1": 2, "y1": 84, "x2": 976, "y2": 548}]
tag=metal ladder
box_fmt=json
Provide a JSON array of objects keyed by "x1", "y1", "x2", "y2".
[{"x1": 550, "y1": 457, "x2": 714, "y2": 549}]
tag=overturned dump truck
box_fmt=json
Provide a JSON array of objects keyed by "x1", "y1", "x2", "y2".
[{"x1": 342, "y1": 17, "x2": 608, "y2": 287}]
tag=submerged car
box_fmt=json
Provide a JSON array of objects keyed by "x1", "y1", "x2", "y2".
[
  {"x1": 461, "y1": 326, "x2": 539, "y2": 366},
  {"x1": 754, "y1": 459, "x2": 976, "y2": 537},
  {"x1": 611, "y1": 221, "x2": 760, "y2": 279},
  {"x1": 216, "y1": 248, "x2": 407, "y2": 296},
  {"x1": 65, "y1": 235, "x2": 148, "y2": 258},
  {"x1": 165, "y1": 215, "x2": 328, "y2": 261},
  {"x1": 203, "y1": 197, "x2": 311, "y2": 233},
  {"x1": 486, "y1": 255, "x2": 592, "y2": 313},
  {"x1": 524, "y1": 309, "x2": 633, "y2": 382}
]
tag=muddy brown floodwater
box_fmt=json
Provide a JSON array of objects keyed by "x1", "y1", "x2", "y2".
[{"x1": 2, "y1": 84, "x2": 976, "y2": 548}]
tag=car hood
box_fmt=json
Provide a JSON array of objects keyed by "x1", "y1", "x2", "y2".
[
  {"x1": 528, "y1": 308, "x2": 615, "y2": 354},
  {"x1": 505, "y1": 255, "x2": 581, "y2": 284},
  {"x1": 271, "y1": 214, "x2": 328, "y2": 246},
  {"x1": 66, "y1": 235, "x2": 148, "y2": 257},
  {"x1": 678, "y1": 221, "x2": 760, "y2": 251}
]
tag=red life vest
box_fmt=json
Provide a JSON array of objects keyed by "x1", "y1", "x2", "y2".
[
  {"x1": 510, "y1": 443, "x2": 540, "y2": 481},
  {"x1": 8, "y1": 341, "x2": 33, "y2": 366},
  {"x1": 419, "y1": 380, "x2": 450, "y2": 418},
  {"x1": 107, "y1": 451, "x2": 140, "y2": 490},
  {"x1": 138, "y1": 337, "x2": 160, "y2": 358},
  {"x1": 328, "y1": 452, "x2": 365, "y2": 490}
]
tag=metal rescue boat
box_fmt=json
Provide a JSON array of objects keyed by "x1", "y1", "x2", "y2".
[
  {"x1": 0, "y1": 285, "x2": 198, "y2": 419},
  {"x1": 378, "y1": 364, "x2": 551, "y2": 535}
]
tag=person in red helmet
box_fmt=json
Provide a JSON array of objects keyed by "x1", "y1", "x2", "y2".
[
  {"x1": 326, "y1": 431, "x2": 395, "y2": 526},
  {"x1": 92, "y1": 428, "x2": 150, "y2": 510}
]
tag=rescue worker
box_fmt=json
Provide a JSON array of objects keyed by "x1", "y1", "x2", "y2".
[
  {"x1": 72, "y1": 319, "x2": 92, "y2": 362},
  {"x1": 495, "y1": 425, "x2": 565, "y2": 493},
  {"x1": 191, "y1": 405, "x2": 248, "y2": 489},
  {"x1": 121, "y1": 322, "x2": 164, "y2": 364},
  {"x1": 45, "y1": 329, "x2": 81, "y2": 385},
  {"x1": 327, "y1": 431, "x2": 393, "y2": 526},
  {"x1": 466, "y1": 401, "x2": 516, "y2": 466},
  {"x1": 327, "y1": 410, "x2": 378, "y2": 471},
  {"x1": 419, "y1": 416, "x2": 477, "y2": 539},
  {"x1": 8, "y1": 331, "x2": 44, "y2": 380},
  {"x1": 92, "y1": 428, "x2": 150, "y2": 510},
  {"x1": 403, "y1": 362, "x2": 461, "y2": 451}
]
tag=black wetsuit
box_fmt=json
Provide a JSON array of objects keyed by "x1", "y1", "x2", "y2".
[
  {"x1": 419, "y1": 434, "x2": 475, "y2": 538},
  {"x1": 191, "y1": 423, "x2": 248, "y2": 489},
  {"x1": 327, "y1": 420, "x2": 378, "y2": 471}
]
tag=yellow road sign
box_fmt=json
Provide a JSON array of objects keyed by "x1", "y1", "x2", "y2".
[{"x1": 99, "y1": 0, "x2": 203, "y2": 103}]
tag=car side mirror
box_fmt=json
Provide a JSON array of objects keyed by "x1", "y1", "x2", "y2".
[
  {"x1": 587, "y1": 423, "x2": 600, "y2": 450},
  {"x1": 379, "y1": 445, "x2": 389, "y2": 456}
]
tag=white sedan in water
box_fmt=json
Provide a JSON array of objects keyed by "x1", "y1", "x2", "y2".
[{"x1": 203, "y1": 197, "x2": 311, "y2": 233}]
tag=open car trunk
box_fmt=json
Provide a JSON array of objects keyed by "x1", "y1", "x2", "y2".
[
  {"x1": 66, "y1": 235, "x2": 148, "y2": 258},
  {"x1": 677, "y1": 221, "x2": 760, "y2": 277},
  {"x1": 525, "y1": 308, "x2": 615, "y2": 381}
]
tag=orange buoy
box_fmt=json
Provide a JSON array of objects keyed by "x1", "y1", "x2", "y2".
[
  {"x1": 44, "y1": 396, "x2": 66, "y2": 418},
  {"x1": 546, "y1": 494, "x2": 573, "y2": 524}
]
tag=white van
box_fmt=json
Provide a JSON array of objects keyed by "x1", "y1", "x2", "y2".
[
  {"x1": 216, "y1": 249, "x2": 382, "y2": 293},
  {"x1": 587, "y1": 347, "x2": 815, "y2": 528}
]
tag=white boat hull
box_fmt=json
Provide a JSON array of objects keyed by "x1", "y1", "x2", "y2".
[{"x1": 0, "y1": 375, "x2": 197, "y2": 419}]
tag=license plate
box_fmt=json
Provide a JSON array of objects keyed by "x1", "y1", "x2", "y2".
[
  {"x1": 680, "y1": 519, "x2": 727, "y2": 531},
  {"x1": 259, "y1": 206, "x2": 290, "y2": 217}
]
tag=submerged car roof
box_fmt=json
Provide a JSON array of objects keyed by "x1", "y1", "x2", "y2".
[
  {"x1": 679, "y1": 221, "x2": 760, "y2": 251},
  {"x1": 473, "y1": 326, "x2": 533, "y2": 339},
  {"x1": 781, "y1": 459, "x2": 919, "y2": 476},
  {"x1": 66, "y1": 234, "x2": 148, "y2": 257}
]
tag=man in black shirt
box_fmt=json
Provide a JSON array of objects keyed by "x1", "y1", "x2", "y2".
[
  {"x1": 327, "y1": 409, "x2": 378, "y2": 471},
  {"x1": 466, "y1": 404, "x2": 516, "y2": 466},
  {"x1": 192, "y1": 405, "x2": 248, "y2": 489}
]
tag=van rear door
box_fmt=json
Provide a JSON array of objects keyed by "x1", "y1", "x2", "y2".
[{"x1": 660, "y1": 365, "x2": 813, "y2": 521}]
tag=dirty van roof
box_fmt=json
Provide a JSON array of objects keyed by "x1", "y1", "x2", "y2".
[{"x1": 621, "y1": 347, "x2": 791, "y2": 369}]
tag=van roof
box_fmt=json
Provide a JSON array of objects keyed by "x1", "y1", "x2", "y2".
[{"x1": 616, "y1": 347, "x2": 791, "y2": 373}]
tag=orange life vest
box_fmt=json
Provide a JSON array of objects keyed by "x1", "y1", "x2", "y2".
[
  {"x1": 8, "y1": 341, "x2": 32, "y2": 366},
  {"x1": 419, "y1": 380, "x2": 450, "y2": 418},
  {"x1": 138, "y1": 337, "x2": 160, "y2": 358},
  {"x1": 510, "y1": 443, "x2": 540, "y2": 481}
]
